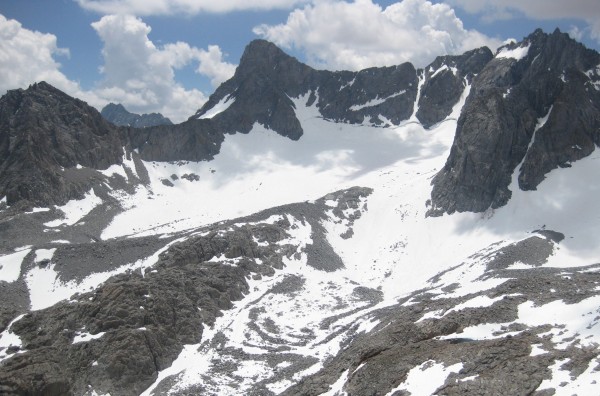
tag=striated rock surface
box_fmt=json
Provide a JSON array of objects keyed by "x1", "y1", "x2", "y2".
[
  {"x1": 417, "y1": 47, "x2": 493, "y2": 128},
  {"x1": 429, "y1": 29, "x2": 600, "y2": 215},
  {"x1": 0, "y1": 82, "x2": 123, "y2": 207}
]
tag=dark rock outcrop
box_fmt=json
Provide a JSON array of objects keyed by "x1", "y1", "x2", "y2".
[
  {"x1": 0, "y1": 84, "x2": 226, "y2": 206},
  {"x1": 0, "y1": 82, "x2": 124, "y2": 207},
  {"x1": 123, "y1": 119, "x2": 224, "y2": 162},
  {"x1": 417, "y1": 47, "x2": 493, "y2": 128},
  {"x1": 101, "y1": 103, "x2": 173, "y2": 128},
  {"x1": 429, "y1": 29, "x2": 600, "y2": 215}
]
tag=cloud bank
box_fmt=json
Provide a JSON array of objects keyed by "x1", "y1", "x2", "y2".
[
  {"x1": 254, "y1": 0, "x2": 502, "y2": 70},
  {"x1": 91, "y1": 14, "x2": 235, "y2": 122},
  {"x1": 0, "y1": 14, "x2": 87, "y2": 100},
  {"x1": 76, "y1": 0, "x2": 309, "y2": 15}
]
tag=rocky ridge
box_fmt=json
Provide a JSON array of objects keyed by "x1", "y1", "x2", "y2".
[
  {"x1": 192, "y1": 39, "x2": 492, "y2": 137},
  {"x1": 3, "y1": 30, "x2": 596, "y2": 214},
  {"x1": 0, "y1": 187, "x2": 371, "y2": 395},
  {"x1": 0, "y1": 82, "x2": 124, "y2": 208},
  {"x1": 101, "y1": 103, "x2": 173, "y2": 128},
  {"x1": 428, "y1": 29, "x2": 600, "y2": 215}
]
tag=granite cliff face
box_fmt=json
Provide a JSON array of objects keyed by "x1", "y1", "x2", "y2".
[
  {"x1": 101, "y1": 103, "x2": 173, "y2": 128},
  {"x1": 428, "y1": 29, "x2": 600, "y2": 215}
]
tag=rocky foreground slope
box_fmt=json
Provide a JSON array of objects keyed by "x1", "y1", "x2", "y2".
[{"x1": 0, "y1": 29, "x2": 599, "y2": 395}]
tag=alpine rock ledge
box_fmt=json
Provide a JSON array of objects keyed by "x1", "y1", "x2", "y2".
[{"x1": 0, "y1": 28, "x2": 599, "y2": 396}]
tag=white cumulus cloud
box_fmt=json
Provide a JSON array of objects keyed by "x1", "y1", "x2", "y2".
[
  {"x1": 91, "y1": 14, "x2": 236, "y2": 122},
  {"x1": 0, "y1": 14, "x2": 88, "y2": 99},
  {"x1": 76, "y1": 0, "x2": 310, "y2": 15},
  {"x1": 0, "y1": 13, "x2": 237, "y2": 123},
  {"x1": 253, "y1": 0, "x2": 503, "y2": 70}
]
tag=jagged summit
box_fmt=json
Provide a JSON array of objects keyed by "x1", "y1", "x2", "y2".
[
  {"x1": 237, "y1": 39, "x2": 313, "y2": 77},
  {"x1": 100, "y1": 103, "x2": 172, "y2": 128},
  {"x1": 428, "y1": 28, "x2": 600, "y2": 215},
  {"x1": 189, "y1": 39, "x2": 313, "y2": 140},
  {"x1": 0, "y1": 81, "x2": 123, "y2": 206}
]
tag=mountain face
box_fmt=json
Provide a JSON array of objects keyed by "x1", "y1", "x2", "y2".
[
  {"x1": 1, "y1": 29, "x2": 600, "y2": 396},
  {"x1": 0, "y1": 82, "x2": 124, "y2": 207},
  {"x1": 101, "y1": 103, "x2": 173, "y2": 128},
  {"x1": 428, "y1": 29, "x2": 600, "y2": 215},
  {"x1": 191, "y1": 40, "x2": 491, "y2": 138}
]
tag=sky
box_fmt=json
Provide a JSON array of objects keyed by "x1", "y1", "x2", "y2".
[{"x1": 0, "y1": 0, "x2": 599, "y2": 123}]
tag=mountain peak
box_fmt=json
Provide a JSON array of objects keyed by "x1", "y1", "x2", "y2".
[
  {"x1": 235, "y1": 39, "x2": 313, "y2": 81},
  {"x1": 101, "y1": 102, "x2": 173, "y2": 128},
  {"x1": 428, "y1": 28, "x2": 600, "y2": 215},
  {"x1": 0, "y1": 82, "x2": 124, "y2": 206},
  {"x1": 239, "y1": 39, "x2": 294, "y2": 68}
]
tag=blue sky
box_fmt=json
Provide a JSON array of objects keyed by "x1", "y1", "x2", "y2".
[{"x1": 1, "y1": 0, "x2": 599, "y2": 122}]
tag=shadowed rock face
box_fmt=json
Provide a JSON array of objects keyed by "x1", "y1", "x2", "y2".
[
  {"x1": 0, "y1": 82, "x2": 124, "y2": 207},
  {"x1": 417, "y1": 47, "x2": 494, "y2": 128},
  {"x1": 101, "y1": 103, "x2": 173, "y2": 128},
  {"x1": 428, "y1": 29, "x2": 600, "y2": 215},
  {"x1": 0, "y1": 84, "x2": 225, "y2": 206}
]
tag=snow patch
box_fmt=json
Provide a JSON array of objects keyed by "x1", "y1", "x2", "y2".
[
  {"x1": 349, "y1": 90, "x2": 406, "y2": 111},
  {"x1": 0, "y1": 314, "x2": 26, "y2": 363},
  {"x1": 444, "y1": 294, "x2": 504, "y2": 314},
  {"x1": 430, "y1": 64, "x2": 458, "y2": 79},
  {"x1": 518, "y1": 297, "x2": 600, "y2": 349},
  {"x1": 385, "y1": 361, "x2": 463, "y2": 396},
  {"x1": 530, "y1": 344, "x2": 547, "y2": 356},
  {"x1": 197, "y1": 95, "x2": 235, "y2": 119},
  {"x1": 34, "y1": 248, "x2": 56, "y2": 263},
  {"x1": 44, "y1": 189, "x2": 102, "y2": 227},
  {"x1": 72, "y1": 331, "x2": 106, "y2": 344},
  {"x1": 536, "y1": 357, "x2": 600, "y2": 395},
  {"x1": 27, "y1": 207, "x2": 50, "y2": 213},
  {"x1": 321, "y1": 369, "x2": 349, "y2": 395},
  {"x1": 0, "y1": 249, "x2": 30, "y2": 282}
]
